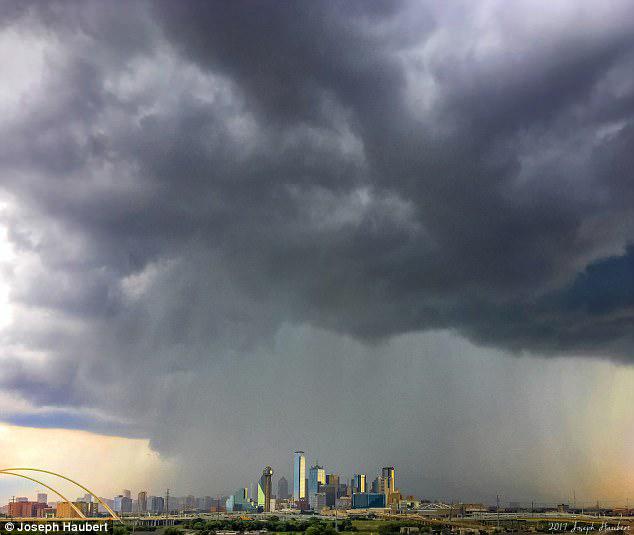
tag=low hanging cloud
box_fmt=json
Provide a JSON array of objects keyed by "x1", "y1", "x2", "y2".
[{"x1": 1, "y1": 0, "x2": 634, "y2": 500}]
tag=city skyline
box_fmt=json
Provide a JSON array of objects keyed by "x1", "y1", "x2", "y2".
[
  {"x1": 3, "y1": 479, "x2": 632, "y2": 513},
  {"x1": 2, "y1": 469, "x2": 631, "y2": 533},
  {"x1": 1, "y1": 0, "x2": 634, "y2": 508},
  {"x1": 2, "y1": 452, "x2": 631, "y2": 512}
]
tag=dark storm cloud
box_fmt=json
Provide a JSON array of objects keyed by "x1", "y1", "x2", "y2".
[
  {"x1": 1, "y1": 0, "x2": 634, "y2": 360},
  {"x1": 146, "y1": 0, "x2": 634, "y2": 354},
  {"x1": 454, "y1": 246, "x2": 634, "y2": 356},
  {"x1": 153, "y1": 0, "x2": 416, "y2": 126},
  {"x1": 2, "y1": 0, "x2": 634, "y2": 500}
]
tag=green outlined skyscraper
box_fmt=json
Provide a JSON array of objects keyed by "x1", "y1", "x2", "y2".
[{"x1": 258, "y1": 466, "x2": 273, "y2": 512}]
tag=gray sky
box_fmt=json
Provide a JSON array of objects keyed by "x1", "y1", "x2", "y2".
[{"x1": 1, "y1": 0, "x2": 634, "y2": 506}]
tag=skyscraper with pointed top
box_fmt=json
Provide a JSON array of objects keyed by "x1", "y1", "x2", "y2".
[{"x1": 277, "y1": 476, "x2": 289, "y2": 500}]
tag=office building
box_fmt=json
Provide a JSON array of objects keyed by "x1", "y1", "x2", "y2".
[
  {"x1": 308, "y1": 465, "x2": 325, "y2": 497},
  {"x1": 55, "y1": 502, "x2": 81, "y2": 519},
  {"x1": 122, "y1": 490, "x2": 131, "y2": 499},
  {"x1": 325, "y1": 473, "x2": 339, "y2": 487},
  {"x1": 226, "y1": 488, "x2": 249, "y2": 513},
  {"x1": 293, "y1": 451, "x2": 306, "y2": 500},
  {"x1": 352, "y1": 493, "x2": 386, "y2": 509},
  {"x1": 80, "y1": 501, "x2": 97, "y2": 517},
  {"x1": 114, "y1": 495, "x2": 133, "y2": 513},
  {"x1": 321, "y1": 484, "x2": 338, "y2": 507},
  {"x1": 309, "y1": 492, "x2": 327, "y2": 512},
  {"x1": 137, "y1": 491, "x2": 147, "y2": 514},
  {"x1": 258, "y1": 466, "x2": 273, "y2": 512},
  {"x1": 37, "y1": 493, "x2": 48, "y2": 504},
  {"x1": 149, "y1": 496, "x2": 164, "y2": 514},
  {"x1": 55, "y1": 501, "x2": 95, "y2": 518},
  {"x1": 387, "y1": 490, "x2": 401, "y2": 506},
  {"x1": 210, "y1": 497, "x2": 227, "y2": 513},
  {"x1": 96, "y1": 498, "x2": 115, "y2": 515},
  {"x1": 372, "y1": 475, "x2": 386, "y2": 494},
  {"x1": 185, "y1": 495, "x2": 196, "y2": 511},
  {"x1": 352, "y1": 474, "x2": 366, "y2": 494},
  {"x1": 382, "y1": 467, "x2": 395, "y2": 494},
  {"x1": 277, "y1": 476, "x2": 289, "y2": 499},
  {"x1": 9, "y1": 501, "x2": 48, "y2": 518},
  {"x1": 198, "y1": 496, "x2": 213, "y2": 512}
]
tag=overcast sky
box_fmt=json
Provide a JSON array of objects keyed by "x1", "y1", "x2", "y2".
[{"x1": 1, "y1": 0, "x2": 634, "y2": 506}]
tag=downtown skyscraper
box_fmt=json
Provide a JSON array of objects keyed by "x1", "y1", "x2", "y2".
[
  {"x1": 382, "y1": 467, "x2": 395, "y2": 494},
  {"x1": 308, "y1": 464, "x2": 325, "y2": 497},
  {"x1": 137, "y1": 491, "x2": 147, "y2": 514},
  {"x1": 258, "y1": 466, "x2": 273, "y2": 512},
  {"x1": 352, "y1": 474, "x2": 366, "y2": 494},
  {"x1": 277, "y1": 476, "x2": 289, "y2": 500},
  {"x1": 293, "y1": 451, "x2": 306, "y2": 500}
]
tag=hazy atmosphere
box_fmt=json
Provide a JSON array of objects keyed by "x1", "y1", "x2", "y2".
[{"x1": 1, "y1": 0, "x2": 634, "y2": 506}]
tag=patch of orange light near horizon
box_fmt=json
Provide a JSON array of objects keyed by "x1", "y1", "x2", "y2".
[
  {"x1": 0, "y1": 424, "x2": 174, "y2": 502},
  {"x1": 581, "y1": 364, "x2": 634, "y2": 502}
]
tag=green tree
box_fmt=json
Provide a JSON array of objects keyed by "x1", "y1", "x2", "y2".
[
  {"x1": 377, "y1": 522, "x2": 402, "y2": 535},
  {"x1": 336, "y1": 519, "x2": 356, "y2": 532},
  {"x1": 306, "y1": 524, "x2": 338, "y2": 535},
  {"x1": 113, "y1": 526, "x2": 129, "y2": 535}
]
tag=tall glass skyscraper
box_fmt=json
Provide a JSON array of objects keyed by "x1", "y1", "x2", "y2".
[
  {"x1": 381, "y1": 467, "x2": 395, "y2": 494},
  {"x1": 293, "y1": 451, "x2": 306, "y2": 500},
  {"x1": 308, "y1": 464, "x2": 325, "y2": 497},
  {"x1": 352, "y1": 474, "x2": 366, "y2": 493}
]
